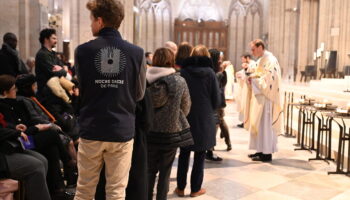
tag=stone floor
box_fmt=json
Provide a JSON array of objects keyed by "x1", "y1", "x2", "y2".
[{"x1": 164, "y1": 101, "x2": 350, "y2": 200}]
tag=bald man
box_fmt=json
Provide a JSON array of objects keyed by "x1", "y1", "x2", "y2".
[
  {"x1": 165, "y1": 41, "x2": 178, "y2": 55},
  {"x1": 0, "y1": 32, "x2": 28, "y2": 76}
]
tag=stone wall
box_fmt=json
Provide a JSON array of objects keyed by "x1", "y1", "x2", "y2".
[
  {"x1": 268, "y1": 0, "x2": 350, "y2": 81},
  {"x1": 0, "y1": 0, "x2": 47, "y2": 60}
]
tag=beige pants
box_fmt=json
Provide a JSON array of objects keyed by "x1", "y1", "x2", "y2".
[{"x1": 74, "y1": 138, "x2": 134, "y2": 200}]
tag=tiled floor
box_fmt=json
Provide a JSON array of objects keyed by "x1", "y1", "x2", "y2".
[{"x1": 164, "y1": 101, "x2": 350, "y2": 200}]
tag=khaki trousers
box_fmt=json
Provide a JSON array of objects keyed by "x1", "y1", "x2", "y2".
[{"x1": 74, "y1": 138, "x2": 134, "y2": 200}]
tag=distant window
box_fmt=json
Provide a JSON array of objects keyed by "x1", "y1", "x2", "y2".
[{"x1": 178, "y1": 0, "x2": 223, "y2": 21}]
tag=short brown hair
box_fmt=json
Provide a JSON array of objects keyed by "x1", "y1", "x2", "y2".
[
  {"x1": 251, "y1": 39, "x2": 265, "y2": 49},
  {"x1": 87, "y1": 0, "x2": 125, "y2": 29},
  {"x1": 152, "y1": 48, "x2": 175, "y2": 68},
  {"x1": 0, "y1": 75, "x2": 16, "y2": 95},
  {"x1": 175, "y1": 42, "x2": 193, "y2": 62},
  {"x1": 191, "y1": 45, "x2": 210, "y2": 57}
]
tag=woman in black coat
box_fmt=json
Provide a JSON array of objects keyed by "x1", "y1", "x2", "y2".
[{"x1": 175, "y1": 45, "x2": 221, "y2": 197}]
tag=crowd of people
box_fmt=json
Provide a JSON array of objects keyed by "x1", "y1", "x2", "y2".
[{"x1": 0, "y1": 0, "x2": 283, "y2": 200}]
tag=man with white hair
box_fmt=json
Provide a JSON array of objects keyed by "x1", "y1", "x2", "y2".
[
  {"x1": 164, "y1": 41, "x2": 178, "y2": 55},
  {"x1": 26, "y1": 57, "x2": 36, "y2": 75}
]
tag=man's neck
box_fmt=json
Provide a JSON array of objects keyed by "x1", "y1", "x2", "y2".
[
  {"x1": 43, "y1": 44, "x2": 52, "y2": 52},
  {"x1": 258, "y1": 51, "x2": 265, "y2": 59}
]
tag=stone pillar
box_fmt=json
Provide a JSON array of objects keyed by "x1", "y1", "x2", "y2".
[
  {"x1": 120, "y1": 0, "x2": 134, "y2": 43},
  {"x1": 0, "y1": 1, "x2": 20, "y2": 54},
  {"x1": 70, "y1": 0, "x2": 79, "y2": 62},
  {"x1": 29, "y1": 0, "x2": 49, "y2": 58},
  {"x1": 19, "y1": 0, "x2": 30, "y2": 60}
]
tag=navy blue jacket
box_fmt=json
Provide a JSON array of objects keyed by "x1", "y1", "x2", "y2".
[
  {"x1": 75, "y1": 28, "x2": 146, "y2": 142},
  {"x1": 180, "y1": 56, "x2": 221, "y2": 151}
]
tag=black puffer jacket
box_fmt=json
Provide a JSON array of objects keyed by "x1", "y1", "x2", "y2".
[
  {"x1": 146, "y1": 66, "x2": 193, "y2": 149},
  {"x1": 180, "y1": 56, "x2": 221, "y2": 151}
]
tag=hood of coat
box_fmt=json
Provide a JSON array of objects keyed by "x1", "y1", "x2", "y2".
[
  {"x1": 146, "y1": 66, "x2": 176, "y2": 84},
  {"x1": 182, "y1": 56, "x2": 214, "y2": 77}
]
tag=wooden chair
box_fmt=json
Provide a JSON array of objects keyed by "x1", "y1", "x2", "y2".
[
  {"x1": 300, "y1": 65, "x2": 317, "y2": 82},
  {"x1": 338, "y1": 65, "x2": 350, "y2": 78},
  {"x1": 320, "y1": 51, "x2": 337, "y2": 78},
  {"x1": 0, "y1": 179, "x2": 18, "y2": 200}
]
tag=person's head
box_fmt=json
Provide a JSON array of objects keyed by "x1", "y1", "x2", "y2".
[
  {"x1": 250, "y1": 39, "x2": 265, "y2": 58},
  {"x1": 145, "y1": 52, "x2": 153, "y2": 65},
  {"x1": 164, "y1": 41, "x2": 178, "y2": 55},
  {"x1": 0, "y1": 75, "x2": 17, "y2": 99},
  {"x1": 209, "y1": 49, "x2": 221, "y2": 73},
  {"x1": 241, "y1": 53, "x2": 252, "y2": 64},
  {"x1": 175, "y1": 42, "x2": 193, "y2": 62},
  {"x1": 16, "y1": 74, "x2": 37, "y2": 97},
  {"x1": 152, "y1": 48, "x2": 175, "y2": 68},
  {"x1": 86, "y1": 0, "x2": 125, "y2": 36},
  {"x1": 26, "y1": 57, "x2": 35, "y2": 71},
  {"x1": 39, "y1": 28, "x2": 57, "y2": 49},
  {"x1": 3, "y1": 32, "x2": 17, "y2": 49},
  {"x1": 191, "y1": 45, "x2": 210, "y2": 57}
]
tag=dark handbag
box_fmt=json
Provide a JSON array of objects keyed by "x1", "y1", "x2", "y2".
[{"x1": 0, "y1": 139, "x2": 24, "y2": 154}]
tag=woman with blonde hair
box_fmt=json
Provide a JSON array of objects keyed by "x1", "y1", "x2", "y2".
[{"x1": 175, "y1": 45, "x2": 221, "y2": 197}]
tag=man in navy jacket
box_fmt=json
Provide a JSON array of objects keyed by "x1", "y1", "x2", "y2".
[{"x1": 74, "y1": 0, "x2": 146, "y2": 199}]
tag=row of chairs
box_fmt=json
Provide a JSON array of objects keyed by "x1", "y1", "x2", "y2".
[
  {"x1": 300, "y1": 65, "x2": 350, "y2": 82},
  {"x1": 300, "y1": 51, "x2": 350, "y2": 82}
]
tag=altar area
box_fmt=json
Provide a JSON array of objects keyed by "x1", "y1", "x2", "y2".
[
  {"x1": 282, "y1": 77, "x2": 350, "y2": 174},
  {"x1": 283, "y1": 77, "x2": 350, "y2": 107}
]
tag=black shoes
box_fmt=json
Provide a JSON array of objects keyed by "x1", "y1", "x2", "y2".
[
  {"x1": 237, "y1": 123, "x2": 244, "y2": 128},
  {"x1": 206, "y1": 151, "x2": 223, "y2": 162},
  {"x1": 248, "y1": 152, "x2": 262, "y2": 158},
  {"x1": 251, "y1": 153, "x2": 272, "y2": 162},
  {"x1": 227, "y1": 145, "x2": 232, "y2": 151}
]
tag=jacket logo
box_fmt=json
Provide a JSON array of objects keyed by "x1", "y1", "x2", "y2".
[{"x1": 95, "y1": 46, "x2": 126, "y2": 77}]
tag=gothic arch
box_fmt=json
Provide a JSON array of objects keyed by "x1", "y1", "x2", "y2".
[
  {"x1": 135, "y1": 0, "x2": 172, "y2": 52},
  {"x1": 178, "y1": 0, "x2": 223, "y2": 22},
  {"x1": 228, "y1": 0, "x2": 263, "y2": 70}
]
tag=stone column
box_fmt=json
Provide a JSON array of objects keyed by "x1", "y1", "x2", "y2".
[
  {"x1": 19, "y1": 0, "x2": 30, "y2": 60},
  {"x1": 29, "y1": 0, "x2": 49, "y2": 58}
]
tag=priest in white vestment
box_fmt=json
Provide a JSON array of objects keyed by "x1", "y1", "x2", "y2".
[
  {"x1": 235, "y1": 54, "x2": 256, "y2": 128},
  {"x1": 247, "y1": 39, "x2": 284, "y2": 162}
]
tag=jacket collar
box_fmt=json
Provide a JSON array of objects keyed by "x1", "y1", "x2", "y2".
[
  {"x1": 40, "y1": 46, "x2": 56, "y2": 55},
  {"x1": 146, "y1": 67, "x2": 176, "y2": 84},
  {"x1": 182, "y1": 56, "x2": 213, "y2": 69},
  {"x1": 98, "y1": 27, "x2": 122, "y2": 39}
]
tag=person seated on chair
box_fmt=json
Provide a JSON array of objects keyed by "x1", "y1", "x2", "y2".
[{"x1": 0, "y1": 74, "x2": 75, "y2": 198}]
